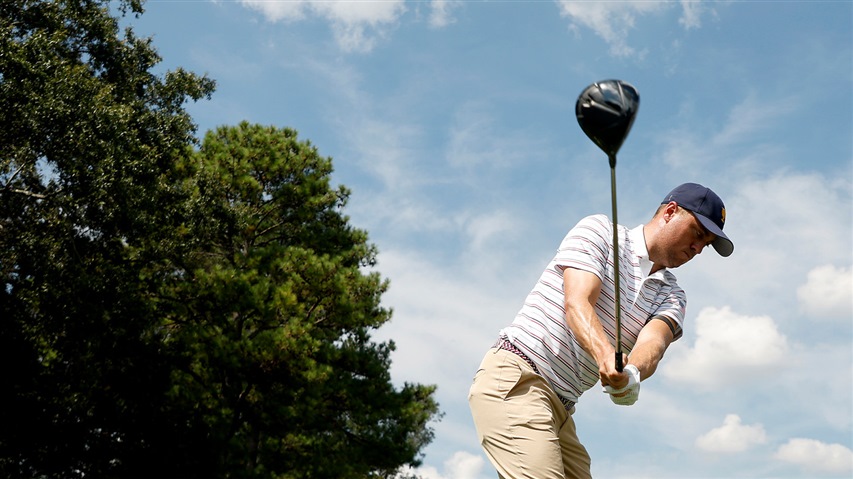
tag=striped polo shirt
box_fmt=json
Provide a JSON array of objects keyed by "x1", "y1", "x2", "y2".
[{"x1": 500, "y1": 214, "x2": 686, "y2": 407}]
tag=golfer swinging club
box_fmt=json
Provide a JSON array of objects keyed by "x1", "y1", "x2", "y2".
[{"x1": 467, "y1": 81, "x2": 735, "y2": 479}]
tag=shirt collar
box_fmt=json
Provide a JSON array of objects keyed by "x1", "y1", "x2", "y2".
[{"x1": 629, "y1": 224, "x2": 655, "y2": 277}]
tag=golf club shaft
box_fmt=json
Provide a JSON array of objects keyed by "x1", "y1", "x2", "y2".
[{"x1": 609, "y1": 155, "x2": 623, "y2": 372}]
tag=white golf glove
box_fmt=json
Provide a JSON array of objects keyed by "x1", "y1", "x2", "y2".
[{"x1": 602, "y1": 364, "x2": 640, "y2": 406}]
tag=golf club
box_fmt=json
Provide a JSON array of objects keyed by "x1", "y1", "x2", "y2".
[{"x1": 575, "y1": 79, "x2": 640, "y2": 372}]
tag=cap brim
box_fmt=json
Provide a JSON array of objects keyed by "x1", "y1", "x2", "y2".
[{"x1": 695, "y1": 214, "x2": 734, "y2": 257}]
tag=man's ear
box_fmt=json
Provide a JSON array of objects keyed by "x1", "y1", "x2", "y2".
[{"x1": 661, "y1": 201, "x2": 679, "y2": 223}]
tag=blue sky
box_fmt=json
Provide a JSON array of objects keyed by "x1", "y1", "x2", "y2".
[{"x1": 130, "y1": 1, "x2": 852, "y2": 477}]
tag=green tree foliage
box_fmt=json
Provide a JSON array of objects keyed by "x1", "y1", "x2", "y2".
[
  {"x1": 0, "y1": 1, "x2": 439, "y2": 477},
  {"x1": 162, "y1": 123, "x2": 439, "y2": 478},
  {"x1": 1, "y1": 0, "x2": 215, "y2": 476}
]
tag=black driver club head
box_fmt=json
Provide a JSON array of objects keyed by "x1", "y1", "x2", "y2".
[{"x1": 575, "y1": 80, "x2": 640, "y2": 161}]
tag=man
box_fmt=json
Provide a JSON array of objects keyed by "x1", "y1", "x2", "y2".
[{"x1": 468, "y1": 183, "x2": 734, "y2": 479}]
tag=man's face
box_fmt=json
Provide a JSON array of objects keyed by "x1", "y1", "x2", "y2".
[{"x1": 656, "y1": 205, "x2": 717, "y2": 269}]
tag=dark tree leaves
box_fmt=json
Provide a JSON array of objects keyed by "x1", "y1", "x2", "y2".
[{"x1": 1, "y1": 2, "x2": 438, "y2": 478}]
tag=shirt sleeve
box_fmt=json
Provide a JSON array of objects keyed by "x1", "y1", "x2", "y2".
[
  {"x1": 650, "y1": 278, "x2": 687, "y2": 341},
  {"x1": 553, "y1": 214, "x2": 611, "y2": 281}
]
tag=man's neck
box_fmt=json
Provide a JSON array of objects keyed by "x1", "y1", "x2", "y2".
[{"x1": 643, "y1": 222, "x2": 664, "y2": 274}]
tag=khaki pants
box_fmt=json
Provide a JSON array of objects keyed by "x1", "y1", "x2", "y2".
[{"x1": 468, "y1": 348, "x2": 592, "y2": 479}]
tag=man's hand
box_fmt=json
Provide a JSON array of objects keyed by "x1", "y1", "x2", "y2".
[
  {"x1": 603, "y1": 364, "x2": 640, "y2": 406},
  {"x1": 598, "y1": 352, "x2": 629, "y2": 390}
]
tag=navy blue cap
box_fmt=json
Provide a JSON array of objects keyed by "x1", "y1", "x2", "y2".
[{"x1": 662, "y1": 183, "x2": 734, "y2": 257}]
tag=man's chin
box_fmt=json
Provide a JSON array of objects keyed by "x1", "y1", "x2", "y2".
[{"x1": 668, "y1": 259, "x2": 689, "y2": 269}]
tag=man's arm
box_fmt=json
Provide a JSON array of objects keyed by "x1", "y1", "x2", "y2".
[
  {"x1": 562, "y1": 267, "x2": 628, "y2": 390},
  {"x1": 627, "y1": 317, "x2": 675, "y2": 381}
]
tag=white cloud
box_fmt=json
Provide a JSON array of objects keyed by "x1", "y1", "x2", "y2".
[
  {"x1": 659, "y1": 93, "x2": 798, "y2": 172},
  {"x1": 797, "y1": 264, "x2": 853, "y2": 319},
  {"x1": 676, "y1": 173, "x2": 853, "y2": 324},
  {"x1": 238, "y1": 0, "x2": 714, "y2": 56},
  {"x1": 556, "y1": 1, "x2": 660, "y2": 57},
  {"x1": 312, "y1": 0, "x2": 404, "y2": 25},
  {"x1": 794, "y1": 345, "x2": 853, "y2": 433},
  {"x1": 239, "y1": 0, "x2": 307, "y2": 22},
  {"x1": 428, "y1": 0, "x2": 460, "y2": 28},
  {"x1": 556, "y1": 1, "x2": 711, "y2": 57},
  {"x1": 445, "y1": 451, "x2": 486, "y2": 479},
  {"x1": 774, "y1": 438, "x2": 853, "y2": 475},
  {"x1": 445, "y1": 101, "x2": 543, "y2": 170},
  {"x1": 372, "y1": 248, "x2": 523, "y2": 388},
  {"x1": 463, "y1": 210, "x2": 517, "y2": 252},
  {"x1": 729, "y1": 174, "x2": 850, "y2": 251},
  {"x1": 695, "y1": 414, "x2": 767, "y2": 453},
  {"x1": 678, "y1": 0, "x2": 704, "y2": 29},
  {"x1": 717, "y1": 93, "x2": 798, "y2": 148},
  {"x1": 724, "y1": 174, "x2": 853, "y2": 295},
  {"x1": 345, "y1": 115, "x2": 424, "y2": 192},
  {"x1": 240, "y1": 0, "x2": 405, "y2": 52},
  {"x1": 662, "y1": 306, "x2": 789, "y2": 388},
  {"x1": 397, "y1": 451, "x2": 485, "y2": 479}
]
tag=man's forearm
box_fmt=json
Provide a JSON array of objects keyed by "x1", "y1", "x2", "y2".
[
  {"x1": 562, "y1": 268, "x2": 615, "y2": 367},
  {"x1": 627, "y1": 322, "x2": 672, "y2": 380},
  {"x1": 627, "y1": 342, "x2": 665, "y2": 380},
  {"x1": 565, "y1": 302, "x2": 614, "y2": 366}
]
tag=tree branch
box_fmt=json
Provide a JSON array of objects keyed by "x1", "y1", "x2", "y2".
[{"x1": 10, "y1": 188, "x2": 47, "y2": 199}]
